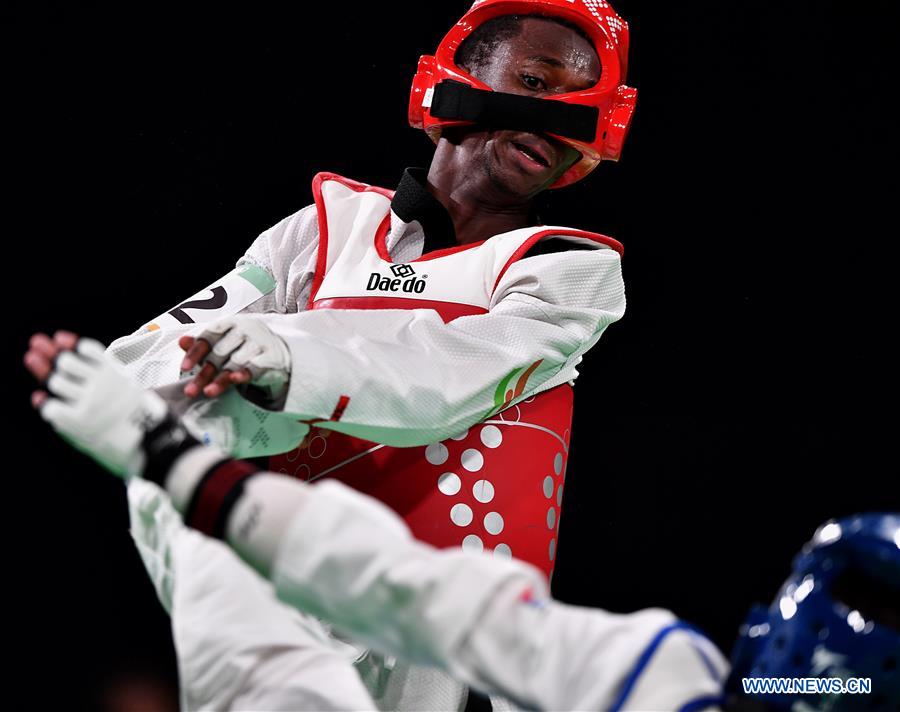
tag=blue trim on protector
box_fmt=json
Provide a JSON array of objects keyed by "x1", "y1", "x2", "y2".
[
  {"x1": 681, "y1": 623, "x2": 725, "y2": 682},
  {"x1": 608, "y1": 622, "x2": 721, "y2": 712},
  {"x1": 679, "y1": 694, "x2": 726, "y2": 712}
]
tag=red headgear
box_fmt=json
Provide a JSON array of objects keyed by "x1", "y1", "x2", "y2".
[{"x1": 408, "y1": 0, "x2": 638, "y2": 188}]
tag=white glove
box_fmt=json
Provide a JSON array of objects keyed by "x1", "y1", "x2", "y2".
[
  {"x1": 192, "y1": 316, "x2": 292, "y2": 401},
  {"x1": 41, "y1": 339, "x2": 169, "y2": 479}
]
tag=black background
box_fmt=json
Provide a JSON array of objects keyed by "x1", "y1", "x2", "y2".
[{"x1": 5, "y1": 2, "x2": 896, "y2": 709}]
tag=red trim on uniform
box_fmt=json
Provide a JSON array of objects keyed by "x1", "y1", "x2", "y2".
[
  {"x1": 309, "y1": 173, "x2": 331, "y2": 310},
  {"x1": 374, "y1": 207, "x2": 484, "y2": 260},
  {"x1": 330, "y1": 395, "x2": 351, "y2": 422},
  {"x1": 313, "y1": 296, "x2": 488, "y2": 323},
  {"x1": 313, "y1": 171, "x2": 395, "y2": 200},
  {"x1": 188, "y1": 459, "x2": 259, "y2": 537},
  {"x1": 309, "y1": 172, "x2": 396, "y2": 308},
  {"x1": 375, "y1": 227, "x2": 487, "y2": 265},
  {"x1": 413, "y1": 239, "x2": 487, "y2": 262},
  {"x1": 492, "y1": 228, "x2": 624, "y2": 294},
  {"x1": 371, "y1": 214, "x2": 395, "y2": 262}
]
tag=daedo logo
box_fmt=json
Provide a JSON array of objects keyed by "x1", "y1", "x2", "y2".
[{"x1": 366, "y1": 264, "x2": 428, "y2": 294}]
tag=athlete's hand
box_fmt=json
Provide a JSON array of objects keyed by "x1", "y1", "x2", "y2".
[
  {"x1": 23, "y1": 330, "x2": 80, "y2": 408},
  {"x1": 179, "y1": 316, "x2": 291, "y2": 402},
  {"x1": 24, "y1": 335, "x2": 169, "y2": 479}
]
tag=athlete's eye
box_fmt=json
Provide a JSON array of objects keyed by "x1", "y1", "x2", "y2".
[{"x1": 520, "y1": 74, "x2": 547, "y2": 91}]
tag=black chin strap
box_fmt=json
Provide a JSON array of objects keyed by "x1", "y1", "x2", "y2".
[{"x1": 429, "y1": 80, "x2": 598, "y2": 143}]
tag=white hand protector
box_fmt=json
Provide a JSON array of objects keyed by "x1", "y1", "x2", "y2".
[
  {"x1": 193, "y1": 316, "x2": 292, "y2": 400},
  {"x1": 41, "y1": 339, "x2": 169, "y2": 479}
]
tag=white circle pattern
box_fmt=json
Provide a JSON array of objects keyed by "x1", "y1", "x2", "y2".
[
  {"x1": 543, "y1": 476, "x2": 554, "y2": 498},
  {"x1": 425, "y1": 443, "x2": 449, "y2": 465},
  {"x1": 480, "y1": 425, "x2": 502, "y2": 448},
  {"x1": 473, "y1": 479, "x2": 495, "y2": 503},
  {"x1": 451, "y1": 503, "x2": 473, "y2": 527},
  {"x1": 438, "y1": 472, "x2": 461, "y2": 495},
  {"x1": 461, "y1": 448, "x2": 484, "y2": 472},
  {"x1": 462, "y1": 534, "x2": 483, "y2": 553},
  {"x1": 484, "y1": 512, "x2": 504, "y2": 535}
]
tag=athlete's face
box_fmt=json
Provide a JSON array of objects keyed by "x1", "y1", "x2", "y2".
[{"x1": 455, "y1": 17, "x2": 601, "y2": 198}]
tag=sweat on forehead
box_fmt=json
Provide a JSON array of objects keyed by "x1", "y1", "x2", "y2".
[{"x1": 455, "y1": 14, "x2": 598, "y2": 73}]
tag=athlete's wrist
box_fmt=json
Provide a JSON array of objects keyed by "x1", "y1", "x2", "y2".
[
  {"x1": 141, "y1": 413, "x2": 203, "y2": 487},
  {"x1": 134, "y1": 405, "x2": 265, "y2": 542}
]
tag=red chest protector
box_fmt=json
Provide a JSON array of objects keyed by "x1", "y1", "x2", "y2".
[{"x1": 270, "y1": 173, "x2": 622, "y2": 579}]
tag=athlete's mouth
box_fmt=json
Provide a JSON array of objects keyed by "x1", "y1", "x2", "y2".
[{"x1": 512, "y1": 142, "x2": 550, "y2": 168}]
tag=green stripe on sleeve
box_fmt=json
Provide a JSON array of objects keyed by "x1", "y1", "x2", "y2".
[{"x1": 237, "y1": 264, "x2": 276, "y2": 294}]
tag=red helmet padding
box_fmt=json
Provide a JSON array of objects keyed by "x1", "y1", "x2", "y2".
[{"x1": 408, "y1": 0, "x2": 638, "y2": 188}]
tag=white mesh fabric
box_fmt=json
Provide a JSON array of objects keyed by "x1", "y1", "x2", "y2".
[
  {"x1": 108, "y1": 327, "x2": 189, "y2": 389},
  {"x1": 107, "y1": 206, "x2": 319, "y2": 387},
  {"x1": 110, "y1": 194, "x2": 626, "y2": 446},
  {"x1": 495, "y1": 245, "x2": 626, "y2": 395},
  {"x1": 260, "y1": 245, "x2": 625, "y2": 446},
  {"x1": 236, "y1": 204, "x2": 428, "y2": 314},
  {"x1": 107, "y1": 201, "x2": 433, "y2": 392},
  {"x1": 237, "y1": 204, "x2": 319, "y2": 313},
  {"x1": 354, "y1": 656, "x2": 468, "y2": 711},
  {"x1": 385, "y1": 211, "x2": 428, "y2": 265},
  {"x1": 115, "y1": 185, "x2": 619, "y2": 712}
]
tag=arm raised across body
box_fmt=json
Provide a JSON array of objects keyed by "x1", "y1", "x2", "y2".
[
  {"x1": 105, "y1": 203, "x2": 319, "y2": 391},
  {"x1": 190, "y1": 245, "x2": 626, "y2": 447}
]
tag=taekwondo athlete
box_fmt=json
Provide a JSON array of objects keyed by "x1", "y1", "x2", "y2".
[
  {"x1": 27, "y1": 336, "x2": 900, "y2": 711},
  {"x1": 28, "y1": 1, "x2": 639, "y2": 708}
]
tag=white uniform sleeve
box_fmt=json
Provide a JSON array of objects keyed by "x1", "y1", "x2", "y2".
[
  {"x1": 261, "y1": 247, "x2": 626, "y2": 446},
  {"x1": 128, "y1": 479, "x2": 375, "y2": 711},
  {"x1": 236, "y1": 203, "x2": 320, "y2": 315},
  {"x1": 106, "y1": 203, "x2": 318, "y2": 390},
  {"x1": 271, "y1": 480, "x2": 728, "y2": 711},
  {"x1": 117, "y1": 208, "x2": 325, "y2": 690}
]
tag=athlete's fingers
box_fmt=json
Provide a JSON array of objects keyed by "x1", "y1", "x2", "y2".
[
  {"x1": 29, "y1": 333, "x2": 61, "y2": 363},
  {"x1": 223, "y1": 341, "x2": 263, "y2": 370},
  {"x1": 24, "y1": 350, "x2": 53, "y2": 382},
  {"x1": 40, "y1": 397, "x2": 76, "y2": 426},
  {"x1": 76, "y1": 338, "x2": 107, "y2": 363},
  {"x1": 182, "y1": 319, "x2": 240, "y2": 371},
  {"x1": 181, "y1": 339, "x2": 212, "y2": 372},
  {"x1": 47, "y1": 372, "x2": 83, "y2": 401},
  {"x1": 201, "y1": 319, "x2": 236, "y2": 338},
  {"x1": 188, "y1": 318, "x2": 236, "y2": 366},
  {"x1": 53, "y1": 331, "x2": 79, "y2": 351},
  {"x1": 56, "y1": 351, "x2": 95, "y2": 381},
  {"x1": 206, "y1": 328, "x2": 247, "y2": 370},
  {"x1": 229, "y1": 369, "x2": 253, "y2": 384},
  {"x1": 31, "y1": 390, "x2": 49, "y2": 410},
  {"x1": 204, "y1": 371, "x2": 236, "y2": 398},
  {"x1": 184, "y1": 362, "x2": 217, "y2": 398}
]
